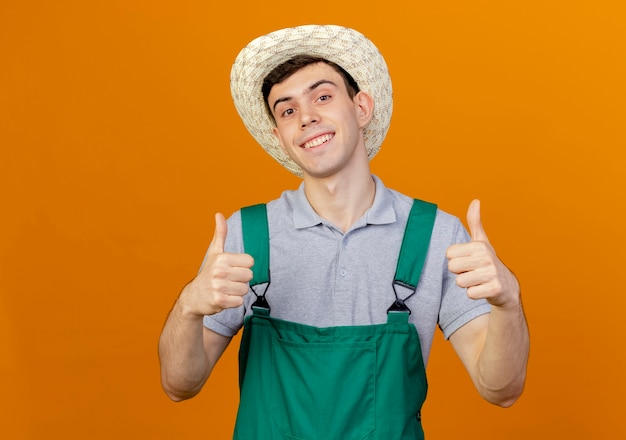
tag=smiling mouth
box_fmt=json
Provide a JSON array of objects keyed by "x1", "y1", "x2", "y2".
[{"x1": 301, "y1": 133, "x2": 333, "y2": 149}]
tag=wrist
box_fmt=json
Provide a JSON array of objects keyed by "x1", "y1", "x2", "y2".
[
  {"x1": 491, "y1": 287, "x2": 523, "y2": 313},
  {"x1": 176, "y1": 282, "x2": 206, "y2": 321}
]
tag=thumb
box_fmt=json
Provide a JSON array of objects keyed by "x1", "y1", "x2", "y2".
[
  {"x1": 209, "y1": 213, "x2": 228, "y2": 254},
  {"x1": 467, "y1": 199, "x2": 489, "y2": 243}
]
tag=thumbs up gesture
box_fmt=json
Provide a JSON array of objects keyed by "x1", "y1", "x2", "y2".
[
  {"x1": 178, "y1": 213, "x2": 255, "y2": 317},
  {"x1": 446, "y1": 200, "x2": 520, "y2": 308}
]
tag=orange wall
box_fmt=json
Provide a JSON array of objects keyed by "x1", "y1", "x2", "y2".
[{"x1": 1, "y1": 1, "x2": 625, "y2": 438}]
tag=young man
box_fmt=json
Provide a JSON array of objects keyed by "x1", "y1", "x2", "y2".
[{"x1": 159, "y1": 25, "x2": 529, "y2": 439}]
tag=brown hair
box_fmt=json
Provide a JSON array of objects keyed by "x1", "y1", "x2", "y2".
[{"x1": 261, "y1": 54, "x2": 361, "y2": 123}]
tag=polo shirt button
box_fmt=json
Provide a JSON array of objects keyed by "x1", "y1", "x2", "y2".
[{"x1": 340, "y1": 269, "x2": 347, "y2": 276}]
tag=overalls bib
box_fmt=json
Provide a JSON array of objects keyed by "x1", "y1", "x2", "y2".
[{"x1": 233, "y1": 200, "x2": 437, "y2": 440}]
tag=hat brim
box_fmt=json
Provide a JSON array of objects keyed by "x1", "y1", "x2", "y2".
[{"x1": 230, "y1": 25, "x2": 393, "y2": 177}]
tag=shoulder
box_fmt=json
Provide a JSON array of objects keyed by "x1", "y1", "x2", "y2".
[
  {"x1": 434, "y1": 208, "x2": 466, "y2": 240},
  {"x1": 384, "y1": 185, "x2": 468, "y2": 246},
  {"x1": 385, "y1": 185, "x2": 459, "y2": 224},
  {"x1": 225, "y1": 188, "x2": 299, "y2": 245}
]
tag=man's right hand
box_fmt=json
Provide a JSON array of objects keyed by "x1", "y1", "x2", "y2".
[{"x1": 178, "y1": 213, "x2": 254, "y2": 318}]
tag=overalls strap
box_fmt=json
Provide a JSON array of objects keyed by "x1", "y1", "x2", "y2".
[
  {"x1": 241, "y1": 203, "x2": 270, "y2": 311},
  {"x1": 388, "y1": 199, "x2": 438, "y2": 313}
]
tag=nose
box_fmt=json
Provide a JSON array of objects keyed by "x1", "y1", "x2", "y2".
[{"x1": 299, "y1": 104, "x2": 318, "y2": 128}]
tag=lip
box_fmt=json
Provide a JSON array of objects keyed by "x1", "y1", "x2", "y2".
[{"x1": 299, "y1": 132, "x2": 334, "y2": 149}]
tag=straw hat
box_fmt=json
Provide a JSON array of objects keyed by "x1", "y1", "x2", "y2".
[{"x1": 230, "y1": 25, "x2": 393, "y2": 176}]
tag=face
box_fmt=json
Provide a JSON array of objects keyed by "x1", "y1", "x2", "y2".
[{"x1": 268, "y1": 63, "x2": 374, "y2": 179}]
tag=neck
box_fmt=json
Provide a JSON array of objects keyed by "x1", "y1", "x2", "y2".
[{"x1": 303, "y1": 167, "x2": 376, "y2": 233}]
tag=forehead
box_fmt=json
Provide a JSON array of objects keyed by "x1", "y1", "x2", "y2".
[{"x1": 268, "y1": 63, "x2": 346, "y2": 99}]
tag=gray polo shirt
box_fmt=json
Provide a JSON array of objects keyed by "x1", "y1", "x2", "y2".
[{"x1": 203, "y1": 175, "x2": 490, "y2": 364}]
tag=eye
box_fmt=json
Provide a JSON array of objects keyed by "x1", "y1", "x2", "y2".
[
  {"x1": 317, "y1": 94, "x2": 331, "y2": 102},
  {"x1": 280, "y1": 108, "x2": 295, "y2": 117}
]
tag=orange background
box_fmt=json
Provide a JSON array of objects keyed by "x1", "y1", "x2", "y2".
[{"x1": 1, "y1": 1, "x2": 625, "y2": 438}]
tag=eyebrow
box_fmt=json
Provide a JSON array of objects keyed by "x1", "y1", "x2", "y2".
[{"x1": 271, "y1": 79, "x2": 338, "y2": 114}]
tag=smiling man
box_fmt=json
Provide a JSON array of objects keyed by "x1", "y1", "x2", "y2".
[
  {"x1": 158, "y1": 25, "x2": 529, "y2": 439},
  {"x1": 269, "y1": 63, "x2": 371, "y2": 179}
]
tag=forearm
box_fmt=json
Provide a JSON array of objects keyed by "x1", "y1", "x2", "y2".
[
  {"x1": 476, "y1": 299, "x2": 529, "y2": 407},
  {"x1": 157, "y1": 213, "x2": 249, "y2": 401},
  {"x1": 447, "y1": 200, "x2": 530, "y2": 407},
  {"x1": 158, "y1": 299, "x2": 211, "y2": 401}
]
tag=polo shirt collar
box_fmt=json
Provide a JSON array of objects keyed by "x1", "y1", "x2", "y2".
[{"x1": 292, "y1": 175, "x2": 397, "y2": 229}]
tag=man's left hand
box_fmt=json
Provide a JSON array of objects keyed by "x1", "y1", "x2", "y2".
[{"x1": 446, "y1": 200, "x2": 520, "y2": 309}]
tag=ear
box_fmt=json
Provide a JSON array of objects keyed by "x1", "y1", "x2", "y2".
[
  {"x1": 272, "y1": 126, "x2": 288, "y2": 154},
  {"x1": 354, "y1": 91, "x2": 375, "y2": 128}
]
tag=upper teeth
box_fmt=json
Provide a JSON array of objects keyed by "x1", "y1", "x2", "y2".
[{"x1": 303, "y1": 134, "x2": 332, "y2": 149}]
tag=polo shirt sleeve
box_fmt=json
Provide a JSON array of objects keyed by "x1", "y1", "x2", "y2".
[{"x1": 438, "y1": 218, "x2": 492, "y2": 339}]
